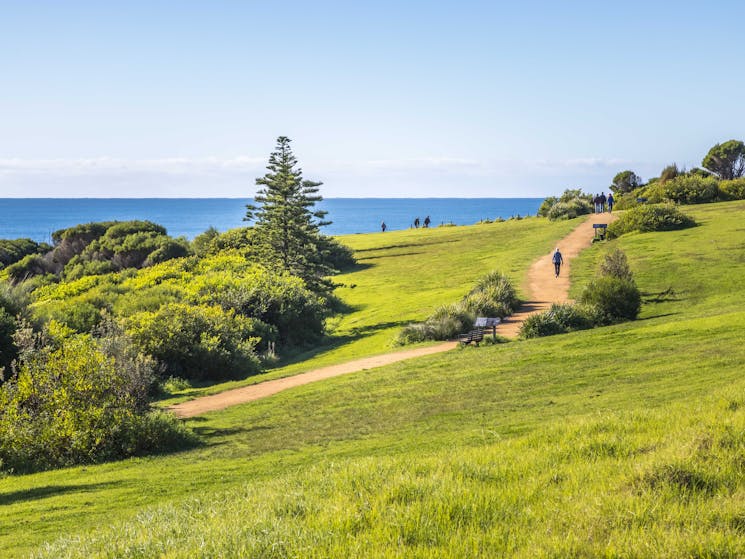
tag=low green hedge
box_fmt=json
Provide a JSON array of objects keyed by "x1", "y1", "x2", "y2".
[{"x1": 607, "y1": 204, "x2": 696, "y2": 239}]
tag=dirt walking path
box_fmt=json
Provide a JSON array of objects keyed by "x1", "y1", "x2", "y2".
[
  {"x1": 496, "y1": 212, "x2": 617, "y2": 337},
  {"x1": 170, "y1": 213, "x2": 615, "y2": 418}
]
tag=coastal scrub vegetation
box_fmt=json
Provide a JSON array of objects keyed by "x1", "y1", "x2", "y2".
[
  {"x1": 606, "y1": 139, "x2": 745, "y2": 209},
  {"x1": 537, "y1": 188, "x2": 593, "y2": 220},
  {"x1": 0, "y1": 137, "x2": 353, "y2": 473},
  {"x1": 606, "y1": 204, "x2": 697, "y2": 238},
  {"x1": 0, "y1": 321, "x2": 195, "y2": 473}
]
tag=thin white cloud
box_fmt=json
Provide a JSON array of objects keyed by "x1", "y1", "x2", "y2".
[
  {"x1": 0, "y1": 154, "x2": 656, "y2": 198},
  {"x1": 0, "y1": 156, "x2": 266, "y2": 176}
]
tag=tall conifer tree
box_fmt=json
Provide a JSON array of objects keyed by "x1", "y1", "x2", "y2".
[{"x1": 246, "y1": 137, "x2": 332, "y2": 293}]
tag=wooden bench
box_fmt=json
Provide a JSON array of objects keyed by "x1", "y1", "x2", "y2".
[{"x1": 458, "y1": 329, "x2": 484, "y2": 345}]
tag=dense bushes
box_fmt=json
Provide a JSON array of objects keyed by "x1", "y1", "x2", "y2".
[
  {"x1": 0, "y1": 308, "x2": 16, "y2": 374},
  {"x1": 126, "y1": 303, "x2": 263, "y2": 381},
  {"x1": 521, "y1": 249, "x2": 641, "y2": 338},
  {"x1": 538, "y1": 189, "x2": 594, "y2": 221},
  {"x1": 646, "y1": 175, "x2": 721, "y2": 205},
  {"x1": 578, "y1": 276, "x2": 641, "y2": 324},
  {"x1": 0, "y1": 221, "x2": 192, "y2": 283},
  {"x1": 719, "y1": 178, "x2": 745, "y2": 200},
  {"x1": 397, "y1": 271, "x2": 520, "y2": 344},
  {"x1": 520, "y1": 303, "x2": 594, "y2": 338},
  {"x1": 0, "y1": 238, "x2": 49, "y2": 269},
  {"x1": 607, "y1": 204, "x2": 696, "y2": 239},
  {"x1": 0, "y1": 324, "x2": 195, "y2": 473}
]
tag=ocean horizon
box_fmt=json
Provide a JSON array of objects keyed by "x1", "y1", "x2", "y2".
[{"x1": 0, "y1": 197, "x2": 544, "y2": 243}]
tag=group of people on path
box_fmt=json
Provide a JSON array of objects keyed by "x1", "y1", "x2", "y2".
[
  {"x1": 593, "y1": 192, "x2": 614, "y2": 213},
  {"x1": 381, "y1": 215, "x2": 431, "y2": 232}
]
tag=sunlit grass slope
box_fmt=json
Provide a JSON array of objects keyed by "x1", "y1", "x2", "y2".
[
  {"x1": 165, "y1": 217, "x2": 577, "y2": 401},
  {"x1": 4, "y1": 202, "x2": 745, "y2": 557}
]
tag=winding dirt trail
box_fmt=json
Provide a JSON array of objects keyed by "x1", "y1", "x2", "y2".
[
  {"x1": 170, "y1": 213, "x2": 615, "y2": 418},
  {"x1": 496, "y1": 212, "x2": 616, "y2": 337}
]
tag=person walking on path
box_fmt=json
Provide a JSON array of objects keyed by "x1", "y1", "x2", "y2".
[
  {"x1": 381, "y1": 221, "x2": 387, "y2": 232},
  {"x1": 552, "y1": 247, "x2": 564, "y2": 278},
  {"x1": 599, "y1": 192, "x2": 607, "y2": 212},
  {"x1": 607, "y1": 193, "x2": 615, "y2": 213},
  {"x1": 424, "y1": 215, "x2": 431, "y2": 228},
  {"x1": 593, "y1": 194, "x2": 601, "y2": 213}
]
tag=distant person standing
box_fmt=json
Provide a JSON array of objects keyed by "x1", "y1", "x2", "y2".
[
  {"x1": 552, "y1": 247, "x2": 564, "y2": 278},
  {"x1": 381, "y1": 221, "x2": 387, "y2": 232},
  {"x1": 424, "y1": 215, "x2": 431, "y2": 228},
  {"x1": 607, "y1": 193, "x2": 615, "y2": 213},
  {"x1": 593, "y1": 194, "x2": 601, "y2": 213},
  {"x1": 599, "y1": 192, "x2": 607, "y2": 212},
  {"x1": 414, "y1": 217, "x2": 420, "y2": 228}
]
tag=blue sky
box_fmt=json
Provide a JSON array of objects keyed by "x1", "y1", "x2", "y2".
[{"x1": 1, "y1": 0, "x2": 743, "y2": 197}]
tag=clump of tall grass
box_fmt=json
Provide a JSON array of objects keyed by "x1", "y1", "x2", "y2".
[
  {"x1": 396, "y1": 271, "x2": 520, "y2": 345},
  {"x1": 520, "y1": 303, "x2": 595, "y2": 338}
]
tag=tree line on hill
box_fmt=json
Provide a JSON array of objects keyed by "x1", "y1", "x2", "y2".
[
  {"x1": 0, "y1": 137, "x2": 356, "y2": 473},
  {"x1": 540, "y1": 139, "x2": 745, "y2": 220}
]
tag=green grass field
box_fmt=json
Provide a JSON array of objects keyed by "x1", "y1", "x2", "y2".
[
  {"x1": 160, "y1": 216, "x2": 577, "y2": 403},
  {"x1": 3, "y1": 203, "x2": 745, "y2": 557}
]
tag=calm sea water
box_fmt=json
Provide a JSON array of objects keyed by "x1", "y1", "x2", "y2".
[{"x1": 0, "y1": 198, "x2": 543, "y2": 243}]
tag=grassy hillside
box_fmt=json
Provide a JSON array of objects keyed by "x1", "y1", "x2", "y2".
[
  {"x1": 162, "y1": 216, "x2": 577, "y2": 402},
  {"x1": 3, "y1": 202, "x2": 745, "y2": 557}
]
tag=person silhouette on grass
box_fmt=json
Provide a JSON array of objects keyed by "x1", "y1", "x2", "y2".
[{"x1": 552, "y1": 247, "x2": 564, "y2": 278}]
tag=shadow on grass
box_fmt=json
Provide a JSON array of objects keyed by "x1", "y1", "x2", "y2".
[
  {"x1": 274, "y1": 320, "x2": 410, "y2": 367},
  {"x1": 358, "y1": 251, "x2": 423, "y2": 261},
  {"x1": 0, "y1": 482, "x2": 119, "y2": 506},
  {"x1": 354, "y1": 238, "x2": 458, "y2": 253},
  {"x1": 337, "y1": 262, "x2": 373, "y2": 273},
  {"x1": 641, "y1": 287, "x2": 682, "y2": 303},
  {"x1": 636, "y1": 312, "x2": 681, "y2": 321},
  {"x1": 190, "y1": 424, "x2": 273, "y2": 439}
]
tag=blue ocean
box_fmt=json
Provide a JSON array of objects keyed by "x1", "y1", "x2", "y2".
[{"x1": 0, "y1": 198, "x2": 543, "y2": 243}]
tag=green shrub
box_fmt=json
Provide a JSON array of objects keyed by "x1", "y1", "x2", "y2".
[
  {"x1": 657, "y1": 175, "x2": 721, "y2": 204},
  {"x1": 463, "y1": 271, "x2": 520, "y2": 318},
  {"x1": 192, "y1": 227, "x2": 220, "y2": 257},
  {"x1": 40, "y1": 301, "x2": 103, "y2": 333},
  {"x1": 579, "y1": 277, "x2": 641, "y2": 324},
  {"x1": 396, "y1": 270, "x2": 519, "y2": 345},
  {"x1": 0, "y1": 326, "x2": 196, "y2": 473},
  {"x1": 719, "y1": 178, "x2": 745, "y2": 200},
  {"x1": 0, "y1": 308, "x2": 16, "y2": 375},
  {"x1": 519, "y1": 310, "x2": 566, "y2": 338},
  {"x1": 209, "y1": 227, "x2": 256, "y2": 254},
  {"x1": 539, "y1": 189, "x2": 594, "y2": 220},
  {"x1": 125, "y1": 303, "x2": 262, "y2": 381},
  {"x1": 4, "y1": 254, "x2": 54, "y2": 283},
  {"x1": 599, "y1": 248, "x2": 634, "y2": 281},
  {"x1": 396, "y1": 304, "x2": 475, "y2": 345},
  {"x1": 0, "y1": 281, "x2": 30, "y2": 316},
  {"x1": 519, "y1": 303, "x2": 594, "y2": 338},
  {"x1": 607, "y1": 204, "x2": 696, "y2": 238},
  {"x1": 0, "y1": 238, "x2": 48, "y2": 269}
]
